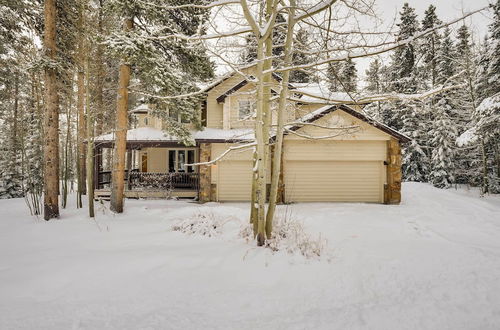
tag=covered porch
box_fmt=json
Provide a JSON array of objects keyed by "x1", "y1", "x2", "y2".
[{"x1": 93, "y1": 138, "x2": 200, "y2": 199}]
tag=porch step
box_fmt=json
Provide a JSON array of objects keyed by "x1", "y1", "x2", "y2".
[{"x1": 95, "y1": 191, "x2": 111, "y2": 201}]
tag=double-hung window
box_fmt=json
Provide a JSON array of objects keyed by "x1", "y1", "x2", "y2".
[{"x1": 238, "y1": 100, "x2": 255, "y2": 119}]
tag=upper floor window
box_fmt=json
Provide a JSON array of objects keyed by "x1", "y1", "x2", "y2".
[
  {"x1": 238, "y1": 100, "x2": 255, "y2": 119},
  {"x1": 169, "y1": 108, "x2": 190, "y2": 124}
]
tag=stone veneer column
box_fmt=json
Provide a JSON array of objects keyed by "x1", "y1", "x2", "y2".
[
  {"x1": 385, "y1": 138, "x2": 402, "y2": 204},
  {"x1": 199, "y1": 143, "x2": 212, "y2": 203}
]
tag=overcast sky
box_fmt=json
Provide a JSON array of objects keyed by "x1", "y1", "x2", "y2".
[
  {"x1": 354, "y1": 0, "x2": 493, "y2": 80},
  {"x1": 375, "y1": 0, "x2": 492, "y2": 38},
  {"x1": 210, "y1": 0, "x2": 495, "y2": 77}
]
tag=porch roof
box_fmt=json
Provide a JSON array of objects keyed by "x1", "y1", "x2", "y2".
[{"x1": 94, "y1": 127, "x2": 254, "y2": 146}]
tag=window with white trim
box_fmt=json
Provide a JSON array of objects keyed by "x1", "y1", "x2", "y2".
[{"x1": 238, "y1": 100, "x2": 255, "y2": 119}]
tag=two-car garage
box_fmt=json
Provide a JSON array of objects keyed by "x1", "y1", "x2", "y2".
[
  {"x1": 210, "y1": 108, "x2": 402, "y2": 203},
  {"x1": 283, "y1": 141, "x2": 386, "y2": 203}
]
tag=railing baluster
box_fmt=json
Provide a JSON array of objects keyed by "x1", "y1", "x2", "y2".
[{"x1": 98, "y1": 171, "x2": 199, "y2": 191}]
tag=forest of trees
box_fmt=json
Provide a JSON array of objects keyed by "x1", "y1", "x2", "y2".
[
  {"x1": 362, "y1": 3, "x2": 500, "y2": 193},
  {"x1": 0, "y1": 0, "x2": 498, "y2": 244}
]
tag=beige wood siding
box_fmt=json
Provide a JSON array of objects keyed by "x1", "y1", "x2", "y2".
[
  {"x1": 145, "y1": 148, "x2": 167, "y2": 172},
  {"x1": 285, "y1": 160, "x2": 384, "y2": 203},
  {"x1": 211, "y1": 142, "x2": 271, "y2": 201},
  {"x1": 217, "y1": 160, "x2": 253, "y2": 201},
  {"x1": 286, "y1": 109, "x2": 391, "y2": 141}
]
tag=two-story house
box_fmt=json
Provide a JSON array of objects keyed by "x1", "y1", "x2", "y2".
[{"x1": 93, "y1": 66, "x2": 409, "y2": 204}]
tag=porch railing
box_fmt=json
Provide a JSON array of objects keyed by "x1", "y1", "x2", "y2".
[
  {"x1": 129, "y1": 172, "x2": 199, "y2": 191},
  {"x1": 97, "y1": 169, "x2": 139, "y2": 189},
  {"x1": 97, "y1": 171, "x2": 199, "y2": 191}
]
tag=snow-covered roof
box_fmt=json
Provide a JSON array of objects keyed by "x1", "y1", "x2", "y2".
[
  {"x1": 291, "y1": 83, "x2": 361, "y2": 104},
  {"x1": 95, "y1": 127, "x2": 254, "y2": 143},
  {"x1": 130, "y1": 103, "x2": 150, "y2": 113},
  {"x1": 95, "y1": 105, "x2": 409, "y2": 144}
]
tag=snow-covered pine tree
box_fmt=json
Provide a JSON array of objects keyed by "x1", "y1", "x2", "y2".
[
  {"x1": 0, "y1": 0, "x2": 37, "y2": 199},
  {"x1": 468, "y1": 0, "x2": 500, "y2": 193},
  {"x1": 486, "y1": 0, "x2": 500, "y2": 95},
  {"x1": 428, "y1": 28, "x2": 458, "y2": 188},
  {"x1": 391, "y1": 3, "x2": 419, "y2": 94},
  {"x1": 22, "y1": 83, "x2": 44, "y2": 214},
  {"x1": 289, "y1": 28, "x2": 314, "y2": 83},
  {"x1": 420, "y1": 5, "x2": 442, "y2": 89},
  {"x1": 327, "y1": 58, "x2": 357, "y2": 93},
  {"x1": 339, "y1": 58, "x2": 357, "y2": 93},
  {"x1": 390, "y1": 3, "x2": 430, "y2": 181},
  {"x1": 106, "y1": 0, "x2": 214, "y2": 145},
  {"x1": 453, "y1": 25, "x2": 482, "y2": 185},
  {"x1": 471, "y1": 93, "x2": 500, "y2": 193}
]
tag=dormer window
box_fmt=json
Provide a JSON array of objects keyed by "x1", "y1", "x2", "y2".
[{"x1": 238, "y1": 100, "x2": 255, "y2": 119}]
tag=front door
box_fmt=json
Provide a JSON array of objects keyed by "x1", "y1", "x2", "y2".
[{"x1": 141, "y1": 154, "x2": 148, "y2": 172}]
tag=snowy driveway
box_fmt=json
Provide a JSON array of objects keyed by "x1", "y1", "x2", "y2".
[{"x1": 0, "y1": 183, "x2": 499, "y2": 330}]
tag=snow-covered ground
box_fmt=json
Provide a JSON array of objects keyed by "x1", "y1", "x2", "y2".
[{"x1": 1, "y1": 183, "x2": 500, "y2": 330}]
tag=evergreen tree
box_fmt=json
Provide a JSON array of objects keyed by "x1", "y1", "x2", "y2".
[
  {"x1": 327, "y1": 59, "x2": 357, "y2": 93},
  {"x1": 486, "y1": 0, "x2": 500, "y2": 95},
  {"x1": 420, "y1": 5, "x2": 442, "y2": 89},
  {"x1": 429, "y1": 28, "x2": 458, "y2": 188},
  {"x1": 389, "y1": 3, "x2": 430, "y2": 181},
  {"x1": 289, "y1": 28, "x2": 314, "y2": 83},
  {"x1": 391, "y1": 2, "x2": 419, "y2": 94},
  {"x1": 453, "y1": 25, "x2": 482, "y2": 185},
  {"x1": 366, "y1": 59, "x2": 382, "y2": 94},
  {"x1": 106, "y1": 0, "x2": 215, "y2": 145}
]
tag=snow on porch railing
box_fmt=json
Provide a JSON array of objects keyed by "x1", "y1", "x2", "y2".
[
  {"x1": 128, "y1": 172, "x2": 199, "y2": 191},
  {"x1": 97, "y1": 169, "x2": 139, "y2": 189}
]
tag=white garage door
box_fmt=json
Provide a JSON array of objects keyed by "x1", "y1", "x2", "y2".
[
  {"x1": 217, "y1": 160, "x2": 253, "y2": 201},
  {"x1": 285, "y1": 160, "x2": 384, "y2": 203}
]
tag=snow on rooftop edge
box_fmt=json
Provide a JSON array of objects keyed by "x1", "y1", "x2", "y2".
[{"x1": 94, "y1": 127, "x2": 255, "y2": 142}]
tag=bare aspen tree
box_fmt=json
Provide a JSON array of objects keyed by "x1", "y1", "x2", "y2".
[
  {"x1": 110, "y1": 17, "x2": 133, "y2": 213},
  {"x1": 266, "y1": 0, "x2": 296, "y2": 237},
  {"x1": 43, "y1": 0, "x2": 60, "y2": 220},
  {"x1": 240, "y1": 0, "x2": 274, "y2": 245}
]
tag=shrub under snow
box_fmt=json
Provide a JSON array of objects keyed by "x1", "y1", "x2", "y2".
[
  {"x1": 240, "y1": 212, "x2": 328, "y2": 259},
  {"x1": 171, "y1": 211, "x2": 235, "y2": 237},
  {"x1": 171, "y1": 207, "x2": 328, "y2": 259}
]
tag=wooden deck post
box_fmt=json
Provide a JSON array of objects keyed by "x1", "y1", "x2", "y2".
[
  {"x1": 93, "y1": 144, "x2": 101, "y2": 190},
  {"x1": 199, "y1": 143, "x2": 212, "y2": 202},
  {"x1": 126, "y1": 146, "x2": 132, "y2": 190},
  {"x1": 385, "y1": 138, "x2": 402, "y2": 204}
]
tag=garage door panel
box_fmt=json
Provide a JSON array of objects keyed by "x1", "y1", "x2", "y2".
[
  {"x1": 285, "y1": 161, "x2": 383, "y2": 203},
  {"x1": 218, "y1": 160, "x2": 253, "y2": 201},
  {"x1": 284, "y1": 140, "x2": 387, "y2": 161}
]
